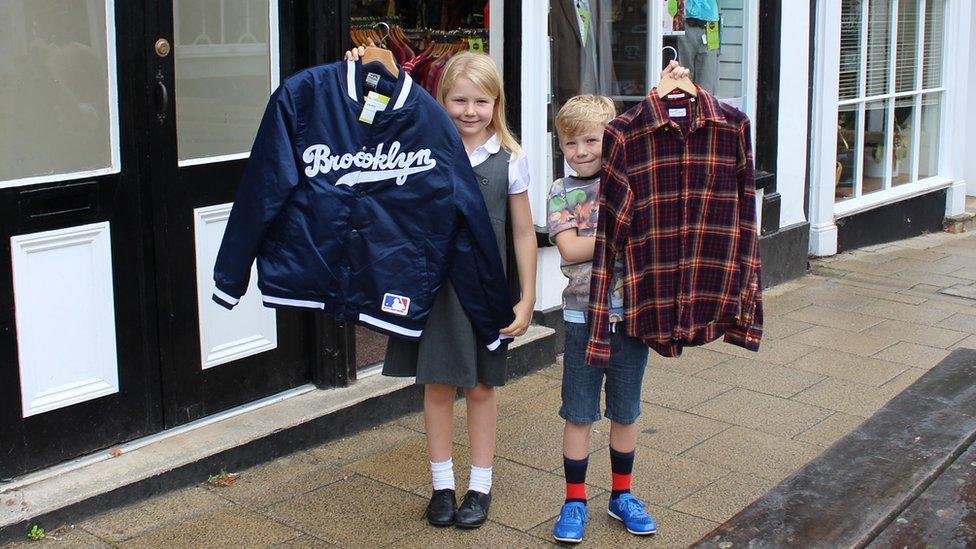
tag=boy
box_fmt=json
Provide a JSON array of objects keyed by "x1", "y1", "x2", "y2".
[{"x1": 546, "y1": 95, "x2": 655, "y2": 543}]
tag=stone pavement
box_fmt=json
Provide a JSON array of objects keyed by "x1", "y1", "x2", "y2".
[{"x1": 5, "y1": 230, "x2": 976, "y2": 548}]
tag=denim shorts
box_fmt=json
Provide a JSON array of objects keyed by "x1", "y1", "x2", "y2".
[{"x1": 559, "y1": 320, "x2": 650, "y2": 425}]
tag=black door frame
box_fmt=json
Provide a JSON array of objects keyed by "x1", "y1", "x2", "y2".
[{"x1": 0, "y1": 0, "x2": 164, "y2": 478}]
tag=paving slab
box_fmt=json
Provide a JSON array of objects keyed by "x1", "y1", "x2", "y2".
[
  {"x1": 80, "y1": 486, "x2": 229, "y2": 542},
  {"x1": 641, "y1": 368, "x2": 733, "y2": 411},
  {"x1": 688, "y1": 389, "x2": 832, "y2": 438},
  {"x1": 385, "y1": 519, "x2": 550, "y2": 548},
  {"x1": 264, "y1": 475, "x2": 427, "y2": 547},
  {"x1": 695, "y1": 357, "x2": 824, "y2": 398},
  {"x1": 788, "y1": 348, "x2": 909, "y2": 386},
  {"x1": 793, "y1": 378, "x2": 894, "y2": 418},
  {"x1": 345, "y1": 438, "x2": 471, "y2": 492},
  {"x1": 3, "y1": 525, "x2": 111, "y2": 548},
  {"x1": 787, "y1": 325, "x2": 899, "y2": 357},
  {"x1": 692, "y1": 348, "x2": 976, "y2": 549},
  {"x1": 118, "y1": 506, "x2": 300, "y2": 549},
  {"x1": 862, "y1": 319, "x2": 969, "y2": 349},
  {"x1": 671, "y1": 473, "x2": 776, "y2": 524},
  {"x1": 634, "y1": 404, "x2": 732, "y2": 455},
  {"x1": 873, "y1": 341, "x2": 952, "y2": 370},
  {"x1": 682, "y1": 427, "x2": 822, "y2": 483},
  {"x1": 784, "y1": 304, "x2": 885, "y2": 332},
  {"x1": 793, "y1": 413, "x2": 866, "y2": 448}
]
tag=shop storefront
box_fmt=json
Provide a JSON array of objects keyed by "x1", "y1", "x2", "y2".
[
  {"x1": 809, "y1": 0, "x2": 973, "y2": 254},
  {"x1": 1, "y1": 0, "x2": 833, "y2": 481}
]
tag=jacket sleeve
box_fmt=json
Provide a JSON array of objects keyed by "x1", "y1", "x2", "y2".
[
  {"x1": 448, "y1": 142, "x2": 516, "y2": 351},
  {"x1": 212, "y1": 85, "x2": 300, "y2": 309},
  {"x1": 585, "y1": 126, "x2": 634, "y2": 367},
  {"x1": 723, "y1": 118, "x2": 764, "y2": 349}
]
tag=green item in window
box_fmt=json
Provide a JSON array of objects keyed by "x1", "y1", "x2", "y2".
[
  {"x1": 667, "y1": 0, "x2": 678, "y2": 18},
  {"x1": 706, "y1": 21, "x2": 720, "y2": 51}
]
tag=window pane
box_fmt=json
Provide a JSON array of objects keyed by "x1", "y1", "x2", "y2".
[
  {"x1": 891, "y1": 100, "x2": 916, "y2": 186},
  {"x1": 0, "y1": 0, "x2": 114, "y2": 182},
  {"x1": 862, "y1": 99, "x2": 888, "y2": 195},
  {"x1": 839, "y1": 0, "x2": 864, "y2": 100},
  {"x1": 865, "y1": 0, "x2": 890, "y2": 97},
  {"x1": 918, "y1": 92, "x2": 941, "y2": 178},
  {"x1": 835, "y1": 106, "x2": 860, "y2": 202},
  {"x1": 894, "y1": 0, "x2": 918, "y2": 92},
  {"x1": 922, "y1": 0, "x2": 944, "y2": 88},
  {"x1": 175, "y1": 0, "x2": 272, "y2": 161}
]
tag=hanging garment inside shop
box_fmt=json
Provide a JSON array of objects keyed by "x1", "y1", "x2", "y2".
[
  {"x1": 212, "y1": 60, "x2": 515, "y2": 350},
  {"x1": 585, "y1": 81, "x2": 763, "y2": 366}
]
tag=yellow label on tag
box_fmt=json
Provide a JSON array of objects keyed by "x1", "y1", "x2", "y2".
[
  {"x1": 358, "y1": 91, "x2": 390, "y2": 124},
  {"x1": 706, "y1": 21, "x2": 720, "y2": 51},
  {"x1": 467, "y1": 37, "x2": 485, "y2": 53}
]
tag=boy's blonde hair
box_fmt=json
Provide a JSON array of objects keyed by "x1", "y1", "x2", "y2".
[
  {"x1": 555, "y1": 95, "x2": 616, "y2": 140},
  {"x1": 437, "y1": 52, "x2": 522, "y2": 159}
]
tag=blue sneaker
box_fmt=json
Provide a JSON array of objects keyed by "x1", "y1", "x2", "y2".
[
  {"x1": 607, "y1": 493, "x2": 657, "y2": 535},
  {"x1": 552, "y1": 501, "x2": 589, "y2": 543}
]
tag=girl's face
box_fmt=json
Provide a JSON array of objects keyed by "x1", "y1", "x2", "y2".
[{"x1": 444, "y1": 77, "x2": 495, "y2": 143}]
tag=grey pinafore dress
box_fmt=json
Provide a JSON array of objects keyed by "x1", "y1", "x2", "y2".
[{"x1": 382, "y1": 149, "x2": 512, "y2": 387}]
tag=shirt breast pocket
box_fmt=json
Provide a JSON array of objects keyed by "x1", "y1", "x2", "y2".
[{"x1": 705, "y1": 167, "x2": 739, "y2": 197}]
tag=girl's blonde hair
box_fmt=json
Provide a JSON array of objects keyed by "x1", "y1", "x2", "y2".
[{"x1": 437, "y1": 52, "x2": 522, "y2": 159}]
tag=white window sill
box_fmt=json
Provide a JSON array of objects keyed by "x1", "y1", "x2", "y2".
[{"x1": 833, "y1": 176, "x2": 954, "y2": 219}]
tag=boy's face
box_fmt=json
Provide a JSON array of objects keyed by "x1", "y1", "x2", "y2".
[{"x1": 559, "y1": 126, "x2": 604, "y2": 178}]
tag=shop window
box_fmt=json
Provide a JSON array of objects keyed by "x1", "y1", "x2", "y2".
[
  {"x1": 348, "y1": 0, "x2": 491, "y2": 371},
  {"x1": 549, "y1": 0, "x2": 753, "y2": 179},
  {"x1": 349, "y1": 0, "x2": 489, "y2": 101},
  {"x1": 834, "y1": 0, "x2": 946, "y2": 202},
  {"x1": 0, "y1": 1, "x2": 117, "y2": 186}
]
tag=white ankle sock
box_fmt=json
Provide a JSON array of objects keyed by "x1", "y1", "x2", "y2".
[
  {"x1": 468, "y1": 464, "x2": 493, "y2": 494},
  {"x1": 430, "y1": 458, "x2": 455, "y2": 491}
]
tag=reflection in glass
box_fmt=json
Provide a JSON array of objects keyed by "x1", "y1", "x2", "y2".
[
  {"x1": 0, "y1": 0, "x2": 113, "y2": 182},
  {"x1": 865, "y1": 0, "x2": 890, "y2": 97},
  {"x1": 894, "y1": 0, "x2": 917, "y2": 92},
  {"x1": 175, "y1": 0, "x2": 272, "y2": 161},
  {"x1": 861, "y1": 100, "x2": 888, "y2": 195},
  {"x1": 891, "y1": 100, "x2": 915, "y2": 186},
  {"x1": 835, "y1": 106, "x2": 859, "y2": 202},
  {"x1": 838, "y1": 0, "x2": 863, "y2": 101},
  {"x1": 918, "y1": 93, "x2": 942, "y2": 179}
]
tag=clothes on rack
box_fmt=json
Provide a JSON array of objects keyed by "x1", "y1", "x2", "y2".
[
  {"x1": 351, "y1": 24, "x2": 487, "y2": 97},
  {"x1": 212, "y1": 60, "x2": 515, "y2": 350},
  {"x1": 585, "y1": 86, "x2": 763, "y2": 367}
]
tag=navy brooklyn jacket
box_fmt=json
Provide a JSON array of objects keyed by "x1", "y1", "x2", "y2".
[{"x1": 212, "y1": 60, "x2": 515, "y2": 350}]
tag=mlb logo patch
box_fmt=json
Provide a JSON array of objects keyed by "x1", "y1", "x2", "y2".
[{"x1": 381, "y1": 293, "x2": 411, "y2": 316}]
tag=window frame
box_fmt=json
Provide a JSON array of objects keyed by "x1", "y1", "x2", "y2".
[
  {"x1": 0, "y1": 0, "x2": 121, "y2": 190},
  {"x1": 815, "y1": 0, "x2": 953, "y2": 221}
]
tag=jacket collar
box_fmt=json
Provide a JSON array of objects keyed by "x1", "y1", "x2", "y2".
[
  {"x1": 344, "y1": 60, "x2": 414, "y2": 111},
  {"x1": 644, "y1": 85, "x2": 726, "y2": 132}
]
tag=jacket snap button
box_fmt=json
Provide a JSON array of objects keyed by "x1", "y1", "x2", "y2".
[
  {"x1": 480, "y1": 177, "x2": 489, "y2": 186},
  {"x1": 357, "y1": 190, "x2": 367, "y2": 197}
]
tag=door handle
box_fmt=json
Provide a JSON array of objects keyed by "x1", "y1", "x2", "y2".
[{"x1": 156, "y1": 81, "x2": 168, "y2": 115}]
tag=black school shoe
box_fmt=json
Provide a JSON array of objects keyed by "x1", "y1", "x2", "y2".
[
  {"x1": 425, "y1": 489, "x2": 457, "y2": 527},
  {"x1": 454, "y1": 490, "x2": 492, "y2": 529}
]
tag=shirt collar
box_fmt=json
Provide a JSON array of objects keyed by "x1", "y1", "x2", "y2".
[
  {"x1": 345, "y1": 60, "x2": 414, "y2": 111},
  {"x1": 474, "y1": 133, "x2": 501, "y2": 155},
  {"x1": 644, "y1": 85, "x2": 727, "y2": 132}
]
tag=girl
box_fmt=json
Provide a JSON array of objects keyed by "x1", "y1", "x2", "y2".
[{"x1": 345, "y1": 48, "x2": 537, "y2": 528}]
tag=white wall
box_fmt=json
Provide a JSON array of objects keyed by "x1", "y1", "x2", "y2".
[
  {"x1": 967, "y1": 3, "x2": 976, "y2": 197},
  {"x1": 776, "y1": 0, "x2": 810, "y2": 228}
]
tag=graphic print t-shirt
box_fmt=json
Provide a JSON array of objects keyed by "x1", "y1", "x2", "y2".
[{"x1": 546, "y1": 175, "x2": 625, "y2": 323}]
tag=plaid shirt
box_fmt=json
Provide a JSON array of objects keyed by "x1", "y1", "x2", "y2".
[{"x1": 585, "y1": 87, "x2": 763, "y2": 367}]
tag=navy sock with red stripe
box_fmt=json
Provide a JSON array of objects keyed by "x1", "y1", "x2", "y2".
[
  {"x1": 564, "y1": 456, "x2": 589, "y2": 504},
  {"x1": 610, "y1": 446, "x2": 635, "y2": 500}
]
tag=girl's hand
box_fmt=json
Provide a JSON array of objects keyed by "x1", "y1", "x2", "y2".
[
  {"x1": 661, "y1": 59, "x2": 691, "y2": 81},
  {"x1": 343, "y1": 40, "x2": 375, "y2": 62},
  {"x1": 499, "y1": 300, "x2": 534, "y2": 338},
  {"x1": 344, "y1": 45, "x2": 366, "y2": 61}
]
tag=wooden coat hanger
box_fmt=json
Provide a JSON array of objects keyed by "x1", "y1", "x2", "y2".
[
  {"x1": 361, "y1": 22, "x2": 399, "y2": 77},
  {"x1": 656, "y1": 46, "x2": 697, "y2": 97}
]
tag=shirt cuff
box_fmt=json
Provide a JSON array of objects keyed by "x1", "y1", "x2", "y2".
[{"x1": 724, "y1": 323, "x2": 762, "y2": 351}]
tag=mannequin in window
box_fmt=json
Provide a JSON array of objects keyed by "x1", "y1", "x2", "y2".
[{"x1": 676, "y1": 0, "x2": 719, "y2": 95}]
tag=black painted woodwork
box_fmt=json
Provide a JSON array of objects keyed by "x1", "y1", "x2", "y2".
[
  {"x1": 0, "y1": 2, "x2": 163, "y2": 479},
  {"x1": 836, "y1": 189, "x2": 947, "y2": 252}
]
